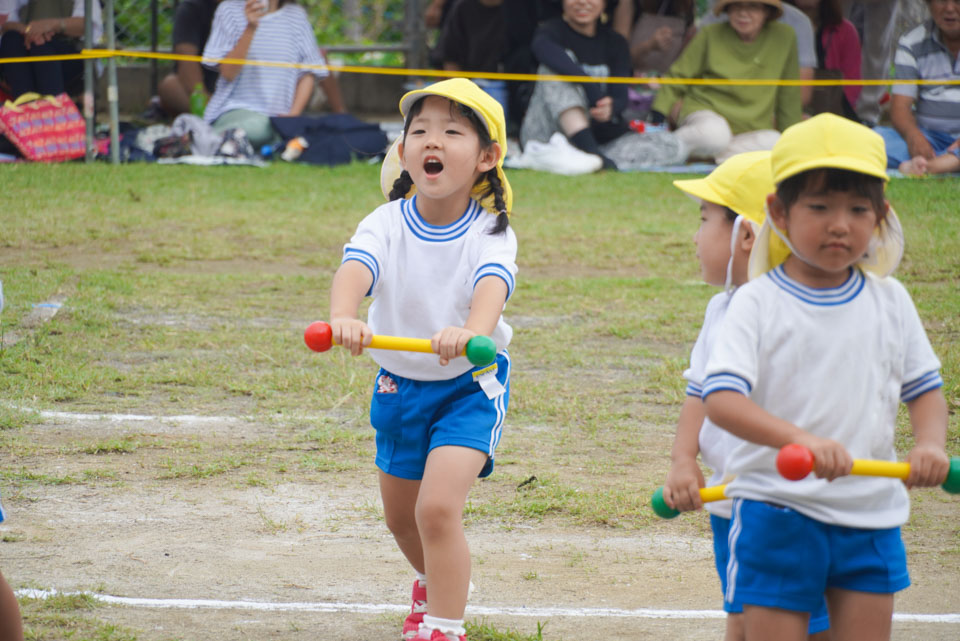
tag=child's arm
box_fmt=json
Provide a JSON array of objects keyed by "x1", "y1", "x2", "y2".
[
  {"x1": 705, "y1": 390, "x2": 853, "y2": 481},
  {"x1": 904, "y1": 388, "x2": 950, "y2": 488},
  {"x1": 329, "y1": 261, "x2": 374, "y2": 356},
  {"x1": 662, "y1": 396, "x2": 707, "y2": 512},
  {"x1": 432, "y1": 276, "x2": 508, "y2": 366}
]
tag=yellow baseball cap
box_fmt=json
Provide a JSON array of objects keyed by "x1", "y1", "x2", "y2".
[
  {"x1": 379, "y1": 78, "x2": 513, "y2": 215},
  {"x1": 673, "y1": 151, "x2": 774, "y2": 227},
  {"x1": 771, "y1": 113, "x2": 888, "y2": 185}
]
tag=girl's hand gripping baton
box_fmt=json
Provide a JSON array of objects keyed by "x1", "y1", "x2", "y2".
[{"x1": 304, "y1": 320, "x2": 498, "y2": 367}]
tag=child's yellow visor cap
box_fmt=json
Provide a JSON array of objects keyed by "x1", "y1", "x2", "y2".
[
  {"x1": 379, "y1": 78, "x2": 512, "y2": 215},
  {"x1": 673, "y1": 150, "x2": 774, "y2": 227},
  {"x1": 771, "y1": 113, "x2": 889, "y2": 185}
]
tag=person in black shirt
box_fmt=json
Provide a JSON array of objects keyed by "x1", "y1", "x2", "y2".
[
  {"x1": 437, "y1": 0, "x2": 506, "y2": 73},
  {"x1": 519, "y1": 0, "x2": 685, "y2": 170},
  {"x1": 158, "y1": 0, "x2": 220, "y2": 117}
]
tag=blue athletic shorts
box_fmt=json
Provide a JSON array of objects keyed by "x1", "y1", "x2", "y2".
[
  {"x1": 369, "y1": 352, "x2": 510, "y2": 480},
  {"x1": 726, "y1": 499, "x2": 909, "y2": 615},
  {"x1": 712, "y1": 514, "x2": 830, "y2": 633}
]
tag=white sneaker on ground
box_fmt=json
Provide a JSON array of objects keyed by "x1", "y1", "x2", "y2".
[{"x1": 509, "y1": 132, "x2": 603, "y2": 175}]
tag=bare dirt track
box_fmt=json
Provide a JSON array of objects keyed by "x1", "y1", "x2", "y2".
[{"x1": 2, "y1": 412, "x2": 958, "y2": 641}]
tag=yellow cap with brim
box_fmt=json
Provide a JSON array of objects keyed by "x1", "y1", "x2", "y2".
[
  {"x1": 379, "y1": 78, "x2": 512, "y2": 215},
  {"x1": 771, "y1": 112, "x2": 889, "y2": 185},
  {"x1": 673, "y1": 150, "x2": 774, "y2": 228},
  {"x1": 750, "y1": 114, "x2": 902, "y2": 279}
]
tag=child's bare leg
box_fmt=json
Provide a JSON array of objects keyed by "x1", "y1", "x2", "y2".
[
  {"x1": 0, "y1": 571, "x2": 24, "y2": 641},
  {"x1": 824, "y1": 588, "x2": 892, "y2": 641},
  {"x1": 898, "y1": 155, "x2": 928, "y2": 176},
  {"x1": 380, "y1": 472, "x2": 425, "y2": 573},
  {"x1": 725, "y1": 612, "x2": 745, "y2": 641},
  {"x1": 416, "y1": 445, "x2": 487, "y2": 619},
  {"x1": 924, "y1": 152, "x2": 960, "y2": 175},
  {"x1": 744, "y1": 605, "x2": 808, "y2": 641},
  {"x1": 557, "y1": 107, "x2": 590, "y2": 137},
  {"x1": 809, "y1": 630, "x2": 831, "y2": 640}
]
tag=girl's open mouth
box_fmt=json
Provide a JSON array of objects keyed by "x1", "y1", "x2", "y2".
[{"x1": 424, "y1": 157, "x2": 444, "y2": 176}]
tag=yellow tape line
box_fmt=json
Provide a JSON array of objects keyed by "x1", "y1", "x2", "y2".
[{"x1": 5, "y1": 48, "x2": 959, "y2": 87}]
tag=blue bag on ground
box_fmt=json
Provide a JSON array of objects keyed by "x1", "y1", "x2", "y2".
[{"x1": 270, "y1": 114, "x2": 388, "y2": 166}]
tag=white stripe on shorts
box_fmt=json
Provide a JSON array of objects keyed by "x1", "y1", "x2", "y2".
[
  {"x1": 488, "y1": 351, "x2": 510, "y2": 456},
  {"x1": 725, "y1": 497, "x2": 743, "y2": 605}
]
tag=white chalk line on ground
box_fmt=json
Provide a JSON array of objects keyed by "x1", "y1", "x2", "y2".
[
  {"x1": 15, "y1": 590, "x2": 960, "y2": 623},
  {"x1": 5, "y1": 405, "x2": 245, "y2": 424}
]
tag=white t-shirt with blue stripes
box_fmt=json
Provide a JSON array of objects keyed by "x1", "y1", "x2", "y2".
[
  {"x1": 343, "y1": 196, "x2": 517, "y2": 382},
  {"x1": 684, "y1": 291, "x2": 742, "y2": 519},
  {"x1": 202, "y1": 0, "x2": 328, "y2": 123},
  {"x1": 703, "y1": 265, "x2": 942, "y2": 529}
]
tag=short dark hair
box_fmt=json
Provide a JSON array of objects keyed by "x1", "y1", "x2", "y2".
[{"x1": 776, "y1": 168, "x2": 886, "y2": 219}]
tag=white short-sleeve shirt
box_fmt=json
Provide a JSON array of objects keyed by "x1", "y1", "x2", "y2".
[
  {"x1": 343, "y1": 196, "x2": 517, "y2": 381},
  {"x1": 703, "y1": 266, "x2": 942, "y2": 529},
  {"x1": 202, "y1": 0, "x2": 327, "y2": 122},
  {"x1": 684, "y1": 291, "x2": 742, "y2": 519}
]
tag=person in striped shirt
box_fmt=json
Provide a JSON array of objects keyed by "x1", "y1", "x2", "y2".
[
  {"x1": 201, "y1": 0, "x2": 339, "y2": 147},
  {"x1": 873, "y1": 0, "x2": 960, "y2": 169}
]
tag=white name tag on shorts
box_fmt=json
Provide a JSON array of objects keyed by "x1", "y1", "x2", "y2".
[{"x1": 472, "y1": 363, "x2": 505, "y2": 400}]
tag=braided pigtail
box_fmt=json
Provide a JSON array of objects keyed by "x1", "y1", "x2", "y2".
[
  {"x1": 389, "y1": 170, "x2": 414, "y2": 201},
  {"x1": 481, "y1": 168, "x2": 510, "y2": 235}
]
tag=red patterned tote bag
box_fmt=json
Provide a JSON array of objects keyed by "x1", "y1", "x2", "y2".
[{"x1": 0, "y1": 92, "x2": 85, "y2": 162}]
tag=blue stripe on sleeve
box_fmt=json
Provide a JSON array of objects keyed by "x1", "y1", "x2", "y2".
[
  {"x1": 474, "y1": 263, "x2": 515, "y2": 299},
  {"x1": 686, "y1": 382, "x2": 703, "y2": 398},
  {"x1": 901, "y1": 370, "x2": 943, "y2": 402},
  {"x1": 342, "y1": 248, "x2": 379, "y2": 296},
  {"x1": 702, "y1": 373, "x2": 751, "y2": 399}
]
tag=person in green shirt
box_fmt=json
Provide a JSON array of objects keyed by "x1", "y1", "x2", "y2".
[{"x1": 651, "y1": 0, "x2": 802, "y2": 162}]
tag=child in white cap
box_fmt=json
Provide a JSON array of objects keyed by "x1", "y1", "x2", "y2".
[
  {"x1": 664, "y1": 151, "x2": 830, "y2": 640},
  {"x1": 328, "y1": 78, "x2": 517, "y2": 641},
  {"x1": 702, "y1": 113, "x2": 950, "y2": 641}
]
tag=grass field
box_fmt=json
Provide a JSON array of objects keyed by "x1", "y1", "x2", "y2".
[{"x1": 0, "y1": 163, "x2": 957, "y2": 641}]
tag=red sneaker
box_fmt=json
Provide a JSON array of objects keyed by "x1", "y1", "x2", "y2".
[{"x1": 401, "y1": 580, "x2": 427, "y2": 640}]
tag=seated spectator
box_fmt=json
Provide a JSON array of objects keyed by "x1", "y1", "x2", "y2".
[
  {"x1": 437, "y1": 0, "x2": 505, "y2": 73},
  {"x1": 786, "y1": 0, "x2": 861, "y2": 118},
  {"x1": 612, "y1": 0, "x2": 696, "y2": 75},
  {"x1": 520, "y1": 0, "x2": 687, "y2": 170},
  {"x1": 202, "y1": 0, "x2": 343, "y2": 148},
  {"x1": 0, "y1": 0, "x2": 102, "y2": 99},
  {"x1": 845, "y1": 0, "x2": 899, "y2": 127},
  {"x1": 157, "y1": 0, "x2": 220, "y2": 118},
  {"x1": 700, "y1": 0, "x2": 817, "y2": 105},
  {"x1": 873, "y1": 0, "x2": 960, "y2": 169},
  {"x1": 501, "y1": 0, "x2": 563, "y2": 135},
  {"x1": 651, "y1": 0, "x2": 801, "y2": 163}
]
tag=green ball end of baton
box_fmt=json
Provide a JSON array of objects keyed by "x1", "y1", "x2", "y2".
[
  {"x1": 465, "y1": 335, "x2": 497, "y2": 367},
  {"x1": 651, "y1": 486, "x2": 680, "y2": 519},
  {"x1": 943, "y1": 457, "x2": 960, "y2": 494}
]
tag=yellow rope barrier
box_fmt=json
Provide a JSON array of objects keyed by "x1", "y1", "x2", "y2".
[{"x1": 4, "y1": 48, "x2": 959, "y2": 87}]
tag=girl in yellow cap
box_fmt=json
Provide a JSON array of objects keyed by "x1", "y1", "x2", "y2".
[
  {"x1": 702, "y1": 114, "x2": 949, "y2": 641},
  {"x1": 327, "y1": 78, "x2": 517, "y2": 641}
]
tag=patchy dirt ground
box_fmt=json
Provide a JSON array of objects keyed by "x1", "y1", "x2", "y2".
[{"x1": 2, "y1": 412, "x2": 958, "y2": 641}]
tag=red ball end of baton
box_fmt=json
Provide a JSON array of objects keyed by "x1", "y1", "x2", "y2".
[
  {"x1": 777, "y1": 444, "x2": 815, "y2": 481},
  {"x1": 304, "y1": 321, "x2": 333, "y2": 352}
]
